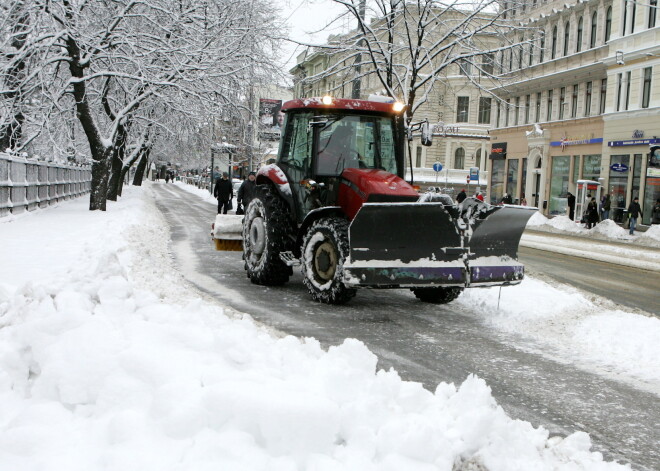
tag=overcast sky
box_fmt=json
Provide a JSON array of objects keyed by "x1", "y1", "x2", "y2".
[{"x1": 280, "y1": 0, "x2": 350, "y2": 71}]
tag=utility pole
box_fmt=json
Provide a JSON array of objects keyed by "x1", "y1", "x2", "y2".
[
  {"x1": 351, "y1": 0, "x2": 366, "y2": 99},
  {"x1": 209, "y1": 119, "x2": 215, "y2": 195}
]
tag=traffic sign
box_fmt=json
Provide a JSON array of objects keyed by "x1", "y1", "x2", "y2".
[{"x1": 433, "y1": 162, "x2": 443, "y2": 172}]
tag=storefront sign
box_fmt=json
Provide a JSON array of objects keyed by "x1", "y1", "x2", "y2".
[
  {"x1": 490, "y1": 142, "x2": 507, "y2": 160},
  {"x1": 610, "y1": 163, "x2": 629, "y2": 172},
  {"x1": 608, "y1": 138, "x2": 660, "y2": 147},
  {"x1": 550, "y1": 137, "x2": 603, "y2": 150}
]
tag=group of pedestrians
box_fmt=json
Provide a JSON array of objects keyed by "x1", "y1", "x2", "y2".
[
  {"x1": 213, "y1": 171, "x2": 256, "y2": 215},
  {"x1": 569, "y1": 191, "x2": 657, "y2": 235},
  {"x1": 456, "y1": 188, "x2": 484, "y2": 203}
]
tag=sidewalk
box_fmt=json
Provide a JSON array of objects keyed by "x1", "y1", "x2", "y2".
[{"x1": 521, "y1": 227, "x2": 660, "y2": 272}]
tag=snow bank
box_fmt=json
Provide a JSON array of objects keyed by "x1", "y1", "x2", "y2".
[
  {"x1": 525, "y1": 213, "x2": 659, "y2": 247},
  {"x1": 0, "y1": 185, "x2": 629, "y2": 470},
  {"x1": 638, "y1": 224, "x2": 660, "y2": 243},
  {"x1": 459, "y1": 279, "x2": 660, "y2": 392}
]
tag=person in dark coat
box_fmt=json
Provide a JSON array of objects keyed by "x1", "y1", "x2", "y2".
[
  {"x1": 456, "y1": 188, "x2": 467, "y2": 204},
  {"x1": 501, "y1": 193, "x2": 513, "y2": 204},
  {"x1": 652, "y1": 198, "x2": 660, "y2": 225},
  {"x1": 237, "y1": 172, "x2": 257, "y2": 213},
  {"x1": 213, "y1": 172, "x2": 233, "y2": 214},
  {"x1": 627, "y1": 196, "x2": 642, "y2": 235},
  {"x1": 601, "y1": 194, "x2": 611, "y2": 221},
  {"x1": 567, "y1": 192, "x2": 576, "y2": 221},
  {"x1": 586, "y1": 197, "x2": 599, "y2": 229}
]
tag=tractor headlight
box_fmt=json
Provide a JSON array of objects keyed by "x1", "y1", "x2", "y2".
[
  {"x1": 322, "y1": 95, "x2": 333, "y2": 105},
  {"x1": 392, "y1": 102, "x2": 404, "y2": 112}
]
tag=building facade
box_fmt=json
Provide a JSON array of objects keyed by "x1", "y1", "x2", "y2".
[{"x1": 488, "y1": 0, "x2": 659, "y2": 223}]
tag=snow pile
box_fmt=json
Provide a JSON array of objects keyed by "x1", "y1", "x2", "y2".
[
  {"x1": 638, "y1": 224, "x2": 660, "y2": 243},
  {"x1": 544, "y1": 215, "x2": 585, "y2": 233},
  {"x1": 590, "y1": 219, "x2": 630, "y2": 238},
  {"x1": 0, "y1": 186, "x2": 630, "y2": 470},
  {"x1": 525, "y1": 210, "x2": 548, "y2": 227},
  {"x1": 460, "y1": 279, "x2": 660, "y2": 391}
]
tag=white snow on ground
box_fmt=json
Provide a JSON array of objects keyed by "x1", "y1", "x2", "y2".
[
  {"x1": 0, "y1": 184, "x2": 635, "y2": 469},
  {"x1": 459, "y1": 280, "x2": 660, "y2": 394},
  {"x1": 526, "y1": 212, "x2": 660, "y2": 247}
]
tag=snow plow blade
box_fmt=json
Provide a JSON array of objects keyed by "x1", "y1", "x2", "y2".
[
  {"x1": 211, "y1": 214, "x2": 243, "y2": 252},
  {"x1": 342, "y1": 202, "x2": 536, "y2": 288},
  {"x1": 467, "y1": 205, "x2": 537, "y2": 286}
]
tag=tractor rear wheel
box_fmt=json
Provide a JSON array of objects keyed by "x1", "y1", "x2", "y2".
[
  {"x1": 242, "y1": 185, "x2": 294, "y2": 285},
  {"x1": 411, "y1": 287, "x2": 463, "y2": 304},
  {"x1": 301, "y1": 217, "x2": 356, "y2": 304}
]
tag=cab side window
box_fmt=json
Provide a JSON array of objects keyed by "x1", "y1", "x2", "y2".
[{"x1": 280, "y1": 113, "x2": 311, "y2": 171}]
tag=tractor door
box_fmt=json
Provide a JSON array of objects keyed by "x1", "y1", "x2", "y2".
[{"x1": 278, "y1": 111, "x2": 318, "y2": 222}]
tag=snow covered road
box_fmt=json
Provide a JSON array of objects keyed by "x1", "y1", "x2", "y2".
[{"x1": 154, "y1": 182, "x2": 660, "y2": 470}]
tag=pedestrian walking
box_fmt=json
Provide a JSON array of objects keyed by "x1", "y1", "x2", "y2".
[
  {"x1": 586, "y1": 197, "x2": 599, "y2": 229},
  {"x1": 475, "y1": 192, "x2": 484, "y2": 202},
  {"x1": 652, "y1": 198, "x2": 660, "y2": 225},
  {"x1": 237, "y1": 172, "x2": 257, "y2": 215},
  {"x1": 520, "y1": 193, "x2": 527, "y2": 206},
  {"x1": 456, "y1": 188, "x2": 467, "y2": 204},
  {"x1": 567, "y1": 192, "x2": 576, "y2": 221},
  {"x1": 627, "y1": 196, "x2": 642, "y2": 235},
  {"x1": 213, "y1": 172, "x2": 233, "y2": 214},
  {"x1": 601, "y1": 194, "x2": 611, "y2": 221},
  {"x1": 165, "y1": 172, "x2": 170, "y2": 183}
]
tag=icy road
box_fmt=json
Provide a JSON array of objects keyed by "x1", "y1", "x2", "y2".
[{"x1": 153, "y1": 183, "x2": 659, "y2": 471}]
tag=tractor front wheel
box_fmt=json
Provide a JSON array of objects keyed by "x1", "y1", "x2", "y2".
[
  {"x1": 242, "y1": 185, "x2": 294, "y2": 285},
  {"x1": 411, "y1": 287, "x2": 463, "y2": 304},
  {"x1": 301, "y1": 217, "x2": 356, "y2": 304}
]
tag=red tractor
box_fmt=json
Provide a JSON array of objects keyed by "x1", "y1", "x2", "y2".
[{"x1": 213, "y1": 96, "x2": 535, "y2": 304}]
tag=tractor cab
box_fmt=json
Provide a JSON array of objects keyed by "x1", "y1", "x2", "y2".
[{"x1": 273, "y1": 97, "x2": 410, "y2": 223}]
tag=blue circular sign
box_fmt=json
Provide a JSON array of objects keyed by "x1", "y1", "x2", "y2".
[
  {"x1": 610, "y1": 163, "x2": 629, "y2": 172},
  {"x1": 433, "y1": 162, "x2": 443, "y2": 172}
]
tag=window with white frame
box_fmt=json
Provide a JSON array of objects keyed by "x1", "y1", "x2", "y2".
[
  {"x1": 642, "y1": 67, "x2": 652, "y2": 109},
  {"x1": 571, "y1": 84, "x2": 579, "y2": 117},
  {"x1": 563, "y1": 21, "x2": 570, "y2": 56},
  {"x1": 576, "y1": 17, "x2": 583, "y2": 52},
  {"x1": 559, "y1": 87, "x2": 566, "y2": 119},
  {"x1": 455, "y1": 148, "x2": 465, "y2": 169},
  {"x1": 547, "y1": 89, "x2": 554, "y2": 120},
  {"x1": 457, "y1": 96, "x2": 470, "y2": 122},
  {"x1": 590, "y1": 11, "x2": 598, "y2": 48},
  {"x1": 649, "y1": 0, "x2": 657, "y2": 28},
  {"x1": 525, "y1": 94, "x2": 531, "y2": 123},
  {"x1": 478, "y1": 97, "x2": 492, "y2": 124},
  {"x1": 585, "y1": 81, "x2": 592, "y2": 116},
  {"x1": 600, "y1": 78, "x2": 607, "y2": 114},
  {"x1": 616, "y1": 73, "x2": 623, "y2": 111}
]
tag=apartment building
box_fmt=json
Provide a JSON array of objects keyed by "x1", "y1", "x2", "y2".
[
  {"x1": 488, "y1": 0, "x2": 659, "y2": 223},
  {"x1": 289, "y1": 13, "x2": 500, "y2": 186}
]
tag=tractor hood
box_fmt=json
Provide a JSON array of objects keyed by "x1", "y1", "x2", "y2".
[
  {"x1": 339, "y1": 168, "x2": 419, "y2": 220},
  {"x1": 341, "y1": 168, "x2": 418, "y2": 200}
]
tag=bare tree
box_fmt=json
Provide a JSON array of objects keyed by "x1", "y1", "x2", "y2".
[
  {"x1": 299, "y1": 0, "x2": 531, "y2": 125},
  {"x1": 1, "y1": 0, "x2": 284, "y2": 210}
]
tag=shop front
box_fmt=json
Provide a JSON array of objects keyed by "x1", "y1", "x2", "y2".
[{"x1": 607, "y1": 137, "x2": 660, "y2": 225}]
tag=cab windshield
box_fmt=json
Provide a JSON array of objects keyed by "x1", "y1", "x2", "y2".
[{"x1": 315, "y1": 115, "x2": 397, "y2": 176}]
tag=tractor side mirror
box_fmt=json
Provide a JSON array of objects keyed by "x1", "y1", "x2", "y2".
[
  {"x1": 421, "y1": 121, "x2": 433, "y2": 146},
  {"x1": 407, "y1": 127, "x2": 414, "y2": 142}
]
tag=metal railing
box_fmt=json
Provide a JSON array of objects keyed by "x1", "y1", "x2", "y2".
[{"x1": 0, "y1": 152, "x2": 92, "y2": 218}]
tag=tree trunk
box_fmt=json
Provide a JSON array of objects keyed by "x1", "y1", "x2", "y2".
[
  {"x1": 89, "y1": 153, "x2": 110, "y2": 210},
  {"x1": 106, "y1": 151, "x2": 123, "y2": 201},
  {"x1": 132, "y1": 147, "x2": 151, "y2": 186}
]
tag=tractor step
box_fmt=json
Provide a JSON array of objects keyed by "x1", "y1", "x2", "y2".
[{"x1": 279, "y1": 251, "x2": 301, "y2": 267}]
